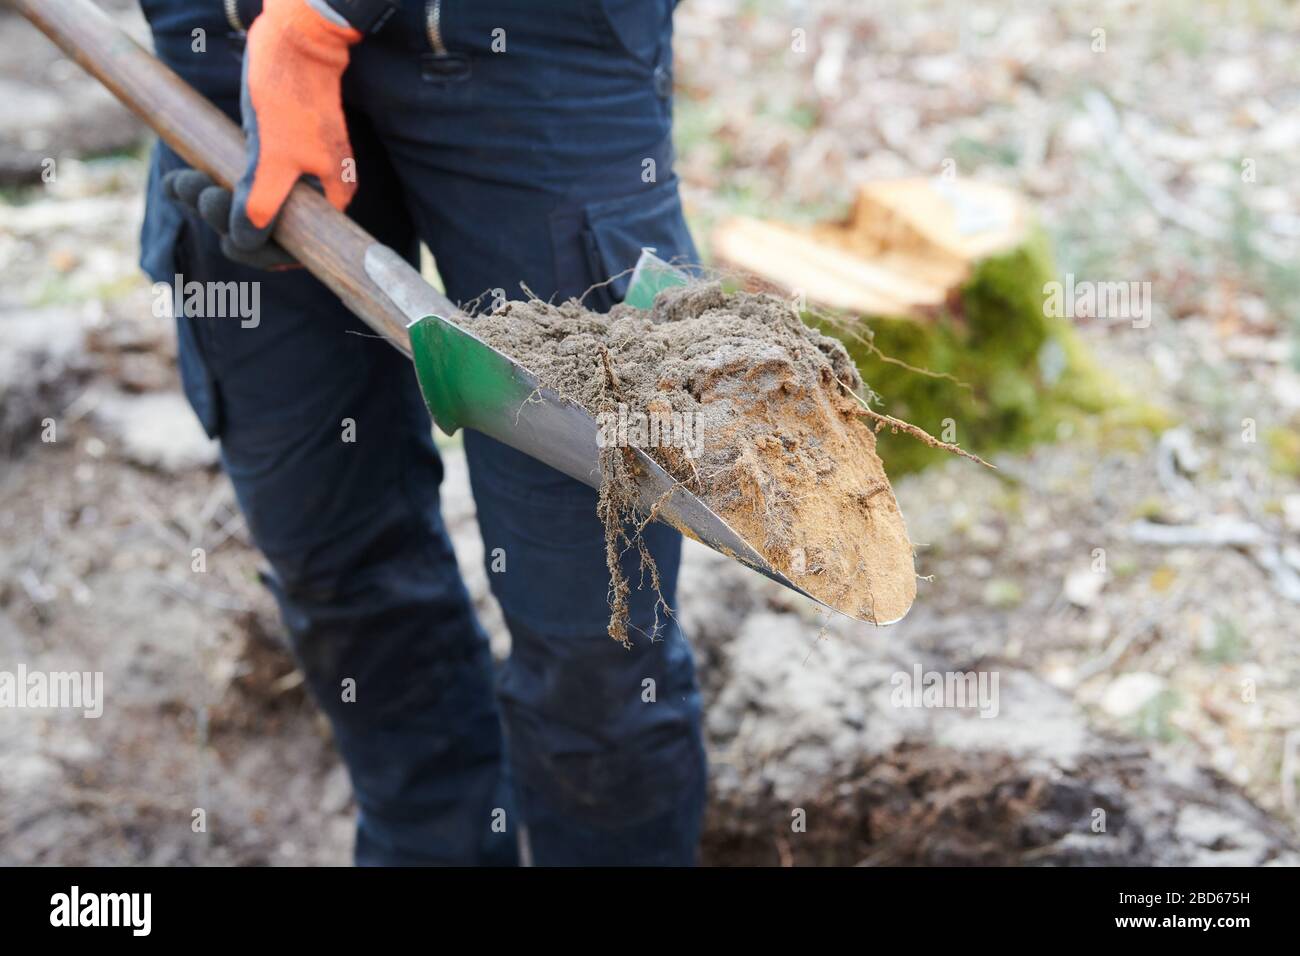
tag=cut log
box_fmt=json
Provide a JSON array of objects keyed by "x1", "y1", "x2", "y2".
[
  {"x1": 712, "y1": 177, "x2": 1030, "y2": 318},
  {"x1": 710, "y1": 178, "x2": 1160, "y2": 473},
  {"x1": 712, "y1": 217, "x2": 948, "y2": 316}
]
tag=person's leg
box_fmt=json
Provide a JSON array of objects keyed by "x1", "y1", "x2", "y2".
[
  {"x1": 462, "y1": 434, "x2": 705, "y2": 865},
  {"x1": 348, "y1": 0, "x2": 706, "y2": 864},
  {"x1": 138, "y1": 0, "x2": 514, "y2": 866}
]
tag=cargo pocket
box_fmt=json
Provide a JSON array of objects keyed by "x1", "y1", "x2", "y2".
[
  {"x1": 140, "y1": 145, "x2": 223, "y2": 439},
  {"x1": 579, "y1": 174, "x2": 697, "y2": 312},
  {"x1": 593, "y1": 0, "x2": 672, "y2": 70}
]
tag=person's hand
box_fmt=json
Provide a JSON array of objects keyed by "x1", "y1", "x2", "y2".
[
  {"x1": 228, "y1": 0, "x2": 362, "y2": 257},
  {"x1": 162, "y1": 168, "x2": 299, "y2": 269}
]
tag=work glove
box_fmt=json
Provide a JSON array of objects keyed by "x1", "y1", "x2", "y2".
[
  {"x1": 164, "y1": 0, "x2": 392, "y2": 269},
  {"x1": 162, "y1": 168, "x2": 298, "y2": 269},
  {"x1": 231, "y1": 0, "x2": 362, "y2": 250}
]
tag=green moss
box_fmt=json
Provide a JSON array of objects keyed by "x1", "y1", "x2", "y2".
[
  {"x1": 1133, "y1": 689, "x2": 1183, "y2": 744},
  {"x1": 1201, "y1": 618, "x2": 1244, "y2": 665},
  {"x1": 1112, "y1": 556, "x2": 1139, "y2": 578},
  {"x1": 1265, "y1": 425, "x2": 1300, "y2": 478},
  {"x1": 812, "y1": 228, "x2": 1167, "y2": 473},
  {"x1": 981, "y1": 578, "x2": 1024, "y2": 609},
  {"x1": 30, "y1": 272, "x2": 142, "y2": 309},
  {"x1": 1132, "y1": 497, "x2": 1168, "y2": 520}
]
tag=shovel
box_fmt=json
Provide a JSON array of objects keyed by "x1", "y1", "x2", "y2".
[{"x1": 13, "y1": 0, "x2": 908, "y2": 625}]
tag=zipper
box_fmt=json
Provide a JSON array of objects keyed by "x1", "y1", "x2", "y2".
[
  {"x1": 420, "y1": 0, "x2": 469, "y2": 82},
  {"x1": 223, "y1": 0, "x2": 246, "y2": 33},
  {"x1": 424, "y1": 0, "x2": 447, "y2": 56}
]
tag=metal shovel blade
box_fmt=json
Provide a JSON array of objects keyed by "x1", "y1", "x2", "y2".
[{"x1": 365, "y1": 245, "x2": 887, "y2": 624}]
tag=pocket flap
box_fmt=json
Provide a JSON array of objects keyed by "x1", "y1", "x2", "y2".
[{"x1": 582, "y1": 176, "x2": 696, "y2": 308}]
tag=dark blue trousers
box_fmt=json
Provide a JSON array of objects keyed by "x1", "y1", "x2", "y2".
[{"x1": 138, "y1": 0, "x2": 705, "y2": 865}]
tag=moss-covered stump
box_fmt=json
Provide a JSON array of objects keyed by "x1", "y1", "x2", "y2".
[
  {"x1": 712, "y1": 178, "x2": 1165, "y2": 473},
  {"x1": 823, "y1": 232, "x2": 1134, "y2": 473}
]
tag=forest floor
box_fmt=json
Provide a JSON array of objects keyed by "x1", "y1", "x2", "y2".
[{"x1": 1, "y1": 0, "x2": 1298, "y2": 864}]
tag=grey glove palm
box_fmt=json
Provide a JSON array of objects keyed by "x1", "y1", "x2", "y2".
[{"x1": 162, "y1": 168, "x2": 298, "y2": 271}]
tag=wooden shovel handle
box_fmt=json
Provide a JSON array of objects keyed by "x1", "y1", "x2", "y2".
[{"x1": 11, "y1": 0, "x2": 457, "y2": 354}]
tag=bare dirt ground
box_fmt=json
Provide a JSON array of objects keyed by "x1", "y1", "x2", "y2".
[{"x1": 2, "y1": 0, "x2": 1298, "y2": 865}]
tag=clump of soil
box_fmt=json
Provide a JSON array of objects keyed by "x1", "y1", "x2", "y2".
[{"x1": 470, "y1": 283, "x2": 917, "y2": 640}]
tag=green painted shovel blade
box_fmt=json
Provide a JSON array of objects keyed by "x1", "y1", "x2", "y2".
[{"x1": 623, "y1": 249, "x2": 689, "y2": 308}]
